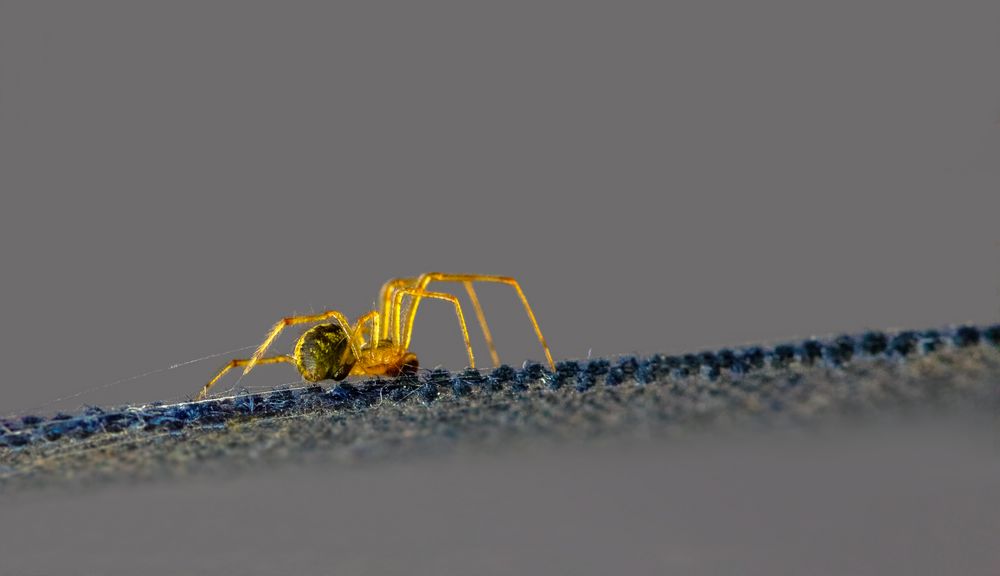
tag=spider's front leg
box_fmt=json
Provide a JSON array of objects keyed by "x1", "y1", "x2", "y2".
[
  {"x1": 381, "y1": 277, "x2": 501, "y2": 367},
  {"x1": 352, "y1": 310, "x2": 381, "y2": 350},
  {"x1": 390, "y1": 288, "x2": 476, "y2": 369},
  {"x1": 378, "y1": 276, "x2": 418, "y2": 340},
  {"x1": 401, "y1": 273, "x2": 554, "y2": 370}
]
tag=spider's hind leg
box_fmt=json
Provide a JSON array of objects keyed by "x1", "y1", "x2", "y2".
[
  {"x1": 244, "y1": 310, "x2": 359, "y2": 377},
  {"x1": 197, "y1": 355, "x2": 294, "y2": 401}
]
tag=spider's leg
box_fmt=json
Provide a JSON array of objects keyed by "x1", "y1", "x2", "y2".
[
  {"x1": 462, "y1": 281, "x2": 501, "y2": 367},
  {"x1": 197, "y1": 355, "x2": 294, "y2": 401},
  {"x1": 244, "y1": 310, "x2": 359, "y2": 377},
  {"x1": 378, "y1": 276, "x2": 417, "y2": 339},
  {"x1": 404, "y1": 273, "x2": 554, "y2": 370},
  {"x1": 391, "y1": 288, "x2": 475, "y2": 369},
  {"x1": 383, "y1": 279, "x2": 499, "y2": 366},
  {"x1": 352, "y1": 310, "x2": 381, "y2": 349}
]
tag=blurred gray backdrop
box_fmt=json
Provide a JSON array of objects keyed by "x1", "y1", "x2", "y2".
[
  {"x1": 0, "y1": 1, "x2": 997, "y2": 574},
  {"x1": 1, "y1": 0, "x2": 997, "y2": 412}
]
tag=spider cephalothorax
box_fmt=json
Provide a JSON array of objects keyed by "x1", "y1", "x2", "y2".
[
  {"x1": 196, "y1": 273, "x2": 553, "y2": 400},
  {"x1": 355, "y1": 339, "x2": 419, "y2": 378}
]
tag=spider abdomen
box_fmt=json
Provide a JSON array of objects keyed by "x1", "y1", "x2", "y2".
[{"x1": 293, "y1": 323, "x2": 356, "y2": 382}]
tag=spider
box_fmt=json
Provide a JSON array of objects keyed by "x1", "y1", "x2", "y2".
[{"x1": 195, "y1": 273, "x2": 555, "y2": 400}]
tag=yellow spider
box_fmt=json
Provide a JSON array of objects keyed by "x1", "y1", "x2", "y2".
[{"x1": 196, "y1": 273, "x2": 554, "y2": 400}]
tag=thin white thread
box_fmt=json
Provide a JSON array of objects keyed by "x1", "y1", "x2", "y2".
[{"x1": 8, "y1": 344, "x2": 260, "y2": 417}]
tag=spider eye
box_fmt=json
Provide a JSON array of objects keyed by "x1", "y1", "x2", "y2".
[{"x1": 297, "y1": 324, "x2": 357, "y2": 381}]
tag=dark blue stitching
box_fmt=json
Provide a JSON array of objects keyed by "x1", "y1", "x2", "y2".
[{"x1": 2, "y1": 324, "x2": 998, "y2": 448}]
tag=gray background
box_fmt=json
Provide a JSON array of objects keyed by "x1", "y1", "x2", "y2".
[{"x1": 0, "y1": 1, "x2": 998, "y2": 574}]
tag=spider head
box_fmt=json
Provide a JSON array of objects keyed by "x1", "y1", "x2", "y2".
[
  {"x1": 396, "y1": 351, "x2": 419, "y2": 375},
  {"x1": 360, "y1": 339, "x2": 420, "y2": 377},
  {"x1": 294, "y1": 323, "x2": 357, "y2": 382}
]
